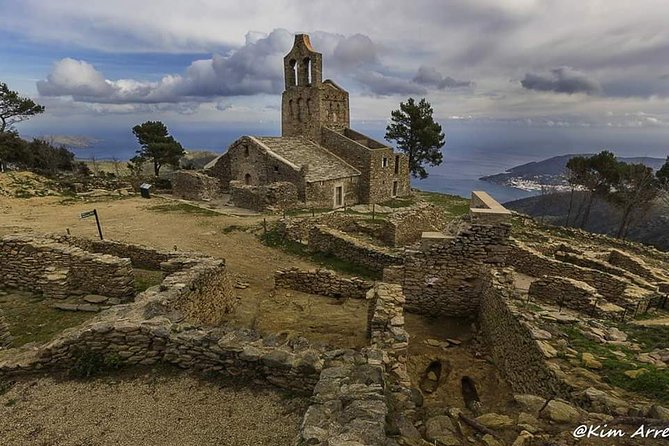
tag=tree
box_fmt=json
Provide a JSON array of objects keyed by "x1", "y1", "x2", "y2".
[
  {"x1": 0, "y1": 130, "x2": 28, "y2": 171},
  {"x1": 132, "y1": 121, "x2": 184, "y2": 176},
  {"x1": 385, "y1": 97, "x2": 445, "y2": 179},
  {"x1": 656, "y1": 156, "x2": 669, "y2": 206},
  {"x1": 609, "y1": 162, "x2": 660, "y2": 238},
  {"x1": 565, "y1": 151, "x2": 618, "y2": 228},
  {"x1": 0, "y1": 82, "x2": 45, "y2": 133}
]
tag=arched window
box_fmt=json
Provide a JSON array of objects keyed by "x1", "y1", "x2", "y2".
[
  {"x1": 289, "y1": 59, "x2": 297, "y2": 86},
  {"x1": 244, "y1": 173, "x2": 251, "y2": 185},
  {"x1": 304, "y1": 57, "x2": 312, "y2": 85},
  {"x1": 244, "y1": 146, "x2": 249, "y2": 157}
]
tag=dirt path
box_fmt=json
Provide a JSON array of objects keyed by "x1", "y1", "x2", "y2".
[{"x1": 0, "y1": 368, "x2": 307, "y2": 446}]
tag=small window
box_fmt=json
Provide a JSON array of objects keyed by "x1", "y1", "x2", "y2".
[
  {"x1": 394, "y1": 155, "x2": 400, "y2": 174},
  {"x1": 273, "y1": 165, "x2": 279, "y2": 173},
  {"x1": 244, "y1": 146, "x2": 249, "y2": 157},
  {"x1": 382, "y1": 157, "x2": 388, "y2": 168},
  {"x1": 392, "y1": 180, "x2": 398, "y2": 197},
  {"x1": 244, "y1": 173, "x2": 251, "y2": 185}
]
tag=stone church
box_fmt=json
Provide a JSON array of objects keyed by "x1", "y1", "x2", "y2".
[{"x1": 206, "y1": 34, "x2": 411, "y2": 209}]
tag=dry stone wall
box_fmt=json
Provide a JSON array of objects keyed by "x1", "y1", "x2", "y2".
[
  {"x1": 274, "y1": 268, "x2": 372, "y2": 299},
  {"x1": 172, "y1": 170, "x2": 221, "y2": 201},
  {"x1": 0, "y1": 234, "x2": 134, "y2": 299},
  {"x1": 230, "y1": 180, "x2": 298, "y2": 211},
  {"x1": 383, "y1": 222, "x2": 511, "y2": 316},
  {"x1": 383, "y1": 203, "x2": 448, "y2": 247},
  {"x1": 608, "y1": 249, "x2": 665, "y2": 283},
  {"x1": 528, "y1": 276, "x2": 624, "y2": 320},
  {"x1": 479, "y1": 269, "x2": 573, "y2": 399},
  {"x1": 308, "y1": 225, "x2": 403, "y2": 273}
]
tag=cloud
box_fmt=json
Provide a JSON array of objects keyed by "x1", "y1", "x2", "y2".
[
  {"x1": 36, "y1": 58, "x2": 115, "y2": 97},
  {"x1": 331, "y1": 34, "x2": 378, "y2": 67},
  {"x1": 354, "y1": 71, "x2": 426, "y2": 96},
  {"x1": 413, "y1": 66, "x2": 473, "y2": 89},
  {"x1": 520, "y1": 67, "x2": 601, "y2": 95}
]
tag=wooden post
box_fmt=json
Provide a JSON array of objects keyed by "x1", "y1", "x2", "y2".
[{"x1": 93, "y1": 209, "x2": 104, "y2": 240}]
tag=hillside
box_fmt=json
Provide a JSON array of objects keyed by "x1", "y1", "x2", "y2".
[
  {"x1": 482, "y1": 154, "x2": 666, "y2": 190},
  {"x1": 506, "y1": 191, "x2": 669, "y2": 250}
]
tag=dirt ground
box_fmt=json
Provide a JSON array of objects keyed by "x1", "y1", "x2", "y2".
[{"x1": 0, "y1": 368, "x2": 307, "y2": 446}]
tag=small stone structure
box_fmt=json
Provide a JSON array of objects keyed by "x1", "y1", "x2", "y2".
[
  {"x1": 308, "y1": 225, "x2": 403, "y2": 273},
  {"x1": 172, "y1": 170, "x2": 220, "y2": 201},
  {"x1": 274, "y1": 268, "x2": 372, "y2": 299},
  {"x1": 528, "y1": 276, "x2": 624, "y2": 320},
  {"x1": 229, "y1": 180, "x2": 298, "y2": 211},
  {"x1": 382, "y1": 202, "x2": 449, "y2": 247},
  {"x1": 0, "y1": 234, "x2": 134, "y2": 300},
  {"x1": 384, "y1": 222, "x2": 511, "y2": 316}
]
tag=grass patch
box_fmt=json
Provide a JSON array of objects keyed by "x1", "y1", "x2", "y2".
[
  {"x1": 0, "y1": 291, "x2": 93, "y2": 347},
  {"x1": 564, "y1": 325, "x2": 669, "y2": 403},
  {"x1": 417, "y1": 191, "x2": 470, "y2": 216},
  {"x1": 623, "y1": 324, "x2": 669, "y2": 351},
  {"x1": 284, "y1": 207, "x2": 331, "y2": 217},
  {"x1": 260, "y1": 229, "x2": 380, "y2": 280},
  {"x1": 221, "y1": 224, "x2": 246, "y2": 234},
  {"x1": 148, "y1": 203, "x2": 219, "y2": 217},
  {"x1": 133, "y1": 269, "x2": 164, "y2": 293},
  {"x1": 379, "y1": 197, "x2": 416, "y2": 208}
]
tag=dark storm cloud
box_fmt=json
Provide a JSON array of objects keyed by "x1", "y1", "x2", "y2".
[
  {"x1": 413, "y1": 66, "x2": 473, "y2": 89},
  {"x1": 520, "y1": 67, "x2": 601, "y2": 95}
]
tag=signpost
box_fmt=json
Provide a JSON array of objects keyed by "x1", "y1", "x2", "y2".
[{"x1": 80, "y1": 209, "x2": 104, "y2": 240}]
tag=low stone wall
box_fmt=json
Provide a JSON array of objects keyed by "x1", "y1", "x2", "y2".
[
  {"x1": 608, "y1": 249, "x2": 663, "y2": 283},
  {"x1": 470, "y1": 190, "x2": 512, "y2": 224},
  {"x1": 479, "y1": 269, "x2": 573, "y2": 399},
  {"x1": 0, "y1": 255, "x2": 320, "y2": 394},
  {"x1": 383, "y1": 222, "x2": 511, "y2": 316},
  {"x1": 54, "y1": 235, "x2": 182, "y2": 270},
  {"x1": 308, "y1": 225, "x2": 403, "y2": 273},
  {"x1": 528, "y1": 276, "x2": 624, "y2": 320},
  {"x1": 274, "y1": 268, "x2": 372, "y2": 299},
  {"x1": 383, "y1": 203, "x2": 449, "y2": 247},
  {"x1": 172, "y1": 170, "x2": 220, "y2": 201},
  {"x1": 508, "y1": 241, "x2": 635, "y2": 307},
  {"x1": 555, "y1": 250, "x2": 655, "y2": 290},
  {"x1": 0, "y1": 234, "x2": 134, "y2": 299},
  {"x1": 230, "y1": 180, "x2": 298, "y2": 211},
  {"x1": 0, "y1": 311, "x2": 12, "y2": 349}
]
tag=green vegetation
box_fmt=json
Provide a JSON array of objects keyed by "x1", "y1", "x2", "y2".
[
  {"x1": 221, "y1": 224, "x2": 246, "y2": 234},
  {"x1": 69, "y1": 350, "x2": 122, "y2": 378},
  {"x1": 260, "y1": 228, "x2": 380, "y2": 280},
  {"x1": 131, "y1": 121, "x2": 185, "y2": 177},
  {"x1": 133, "y1": 269, "x2": 164, "y2": 293},
  {"x1": 0, "y1": 292, "x2": 93, "y2": 347},
  {"x1": 418, "y1": 191, "x2": 470, "y2": 216},
  {"x1": 148, "y1": 202, "x2": 220, "y2": 217},
  {"x1": 564, "y1": 325, "x2": 669, "y2": 403},
  {"x1": 379, "y1": 196, "x2": 416, "y2": 208}
]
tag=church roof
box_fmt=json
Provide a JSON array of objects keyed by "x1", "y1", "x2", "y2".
[{"x1": 253, "y1": 136, "x2": 360, "y2": 182}]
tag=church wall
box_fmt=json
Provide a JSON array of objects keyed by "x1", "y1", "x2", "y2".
[
  {"x1": 319, "y1": 86, "x2": 349, "y2": 133},
  {"x1": 305, "y1": 176, "x2": 360, "y2": 209},
  {"x1": 367, "y1": 149, "x2": 411, "y2": 203},
  {"x1": 281, "y1": 87, "x2": 323, "y2": 142}
]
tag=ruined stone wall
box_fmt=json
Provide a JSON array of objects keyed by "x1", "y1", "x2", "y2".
[
  {"x1": 308, "y1": 225, "x2": 403, "y2": 273},
  {"x1": 470, "y1": 191, "x2": 513, "y2": 224},
  {"x1": 479, "y1": 269, "x2": 573, "y2": 399},
  {"x1": 230, "y1": 180, "x2": 299, "y2": 212},
  {"x1": 608, "y1": 249, "x2": 663, "y2": 282},
  {"x1": 54, "y1": 235, "x2": 182, "y2": 270},
  {"x1": 204, "y1": 153, "x2": 231, "y2": 190},
  {"x1": 554, "y1": 250, "x2": 655, "y2": 290},
  {"x1": 172, "y1": 170, "x2": 220, "y2": 201},
  {"x1": 0, "y1": 256, "x2": 320, "y2": 393},
  {"x1": 274, "y1": 268, "x2": 372, "y2": 299},
  {"x1": 384, "y1": 223, "x2": 511, "y2": 316},
  {"x1": 0, "y1": 234, "x2": 134, "y2": 299},
  {"x1": 383, "y1": 203, "x2": 448, "y2": 247},
  {"x1": 528, "y1": 276, "x2": 624, "y2": 320},
  {"x1": 304, "y1": 176, "x2": 359, "y2": 209},
  {"x1": 509, "y1": 242, "x2": 631, "y2": 302}
]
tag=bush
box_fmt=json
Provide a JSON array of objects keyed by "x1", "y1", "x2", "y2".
[{"x1": 69, "y1": 350, "x2": 121, "y2": 378}]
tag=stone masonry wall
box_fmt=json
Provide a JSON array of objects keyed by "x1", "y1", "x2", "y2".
[
  {"x1": 383, "y1": 203, "x2": 448, "y2": 247},
  {"x1": 274, "y1": 268, "x2": 372, "y2": 299},
  {"x1": 230, "y1": 180, "x2": 298, "y2": 212},
  {"x1": 383, "y1": 222, "x2": 511, "y2": 316},
  {"x1": 528, "y1": 276, "x2": 624, "y2": 320},
  {"x1": 608, "y1": 249, "x2": 664, "y2": 283},
  {"x1": 308, "y1": 225, "x2": 403, "y2": 273},
  {"x1": 479, "y1": 269, "x2": 573, "y2": 399},
  {"x1": 172, "y1": 170, "x2": 221, "y2": 201},
  {"x1": 0, "y1": 234, "x2": 134, "y2": 299}
]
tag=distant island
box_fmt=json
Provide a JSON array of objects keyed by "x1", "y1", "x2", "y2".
[{"x1": 480, "y1": 154, "x2": 666, "y2": 192}]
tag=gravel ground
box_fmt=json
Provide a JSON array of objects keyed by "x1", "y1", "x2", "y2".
[{"x1": 0, "y1": 368, "x2": 308, "y2": 446}]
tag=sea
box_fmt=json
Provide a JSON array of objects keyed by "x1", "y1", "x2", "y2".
[{"x1": 63, "y1": 120, "x2": 669, "y2": 205}]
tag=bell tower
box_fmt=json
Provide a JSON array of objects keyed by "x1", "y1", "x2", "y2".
[{"x1": 281, "y1": 34, "x2": 324, "y2": 141}]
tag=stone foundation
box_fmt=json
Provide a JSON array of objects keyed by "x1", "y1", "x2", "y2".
[
  {"x1": 274, "y1": 268, "x2": 372, "y2": 299},
  {"x1": 172, "y1": 170, "x2": 221, "y2": 201},
  {"x1": 0, "y1": 234, "x2": 134, "y2": 300}
]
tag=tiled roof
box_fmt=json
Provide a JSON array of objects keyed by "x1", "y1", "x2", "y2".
[{"x1": 254, "y1": 136, "x2": 360, "y2": 182}]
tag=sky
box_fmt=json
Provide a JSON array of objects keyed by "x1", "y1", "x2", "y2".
[{"x1": 1, "y1": 0, "x2": 669, "y2": 162}]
